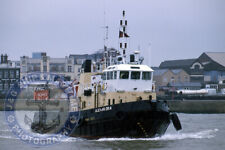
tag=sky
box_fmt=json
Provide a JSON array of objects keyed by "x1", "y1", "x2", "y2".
[{"x1": 0, "y1": 0, "x2": 225, "y2": 66}]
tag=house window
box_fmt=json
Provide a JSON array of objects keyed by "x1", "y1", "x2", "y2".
[
  {"x1": 21, "y1": 66, "x2": 26, "y2": 73},
  {"x1": 43, "y1": 66, "x2": 47, "y2": 72},
  {"x1": 184, "y1": 76, "x2": 188, "y2": 81},
  {"x1": 68, "y1": 66, "x2": 72, "y2": 72},
  {"x1": 9, "y1": 70, "x2": 14, "y2": 78},
  {"x1": 194, "y1": 65, "x2": 200, "y2": 70},
  {"x1": 0, "y1": 83, "x2": 3, "y2": 91},
  {"x1": 112, "y1": 99, "x2": 115, "y2": 105},
  {"x1": 171, "y1": 77, "x2": 175, "y2": 82},
  {"x1": 4, "y1": 70, "x2": 8, "y2": 78},
  {"x1": 0, "y1": 71, "x2": 2, "y2": 78},
  {"x1": 16, "y1": 70, "x2": 20, "y2": 78},
  {"x1": 4, "y1": 83, "x2": 9, "y2": 90}
]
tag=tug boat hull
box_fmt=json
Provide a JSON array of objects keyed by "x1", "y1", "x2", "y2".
[{"x1": 70, "y1": 100, "x2": 171, "y2": 139}]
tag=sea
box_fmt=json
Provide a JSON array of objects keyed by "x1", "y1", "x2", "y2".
[{"x1": 0, "y1": 112, "x2": 224, "y2": 150}]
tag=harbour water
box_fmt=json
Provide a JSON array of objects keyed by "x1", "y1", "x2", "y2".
[{"x1": 0, "y1": 112, "x2": 225, "y2": 150}]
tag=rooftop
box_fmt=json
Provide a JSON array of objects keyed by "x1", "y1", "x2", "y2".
[
  {"x1": 205, "y1": 52, "x2": 225, "y2": 67},
  {"x1": 105, "y1": 64, "x2": 153, "y2": 72},
  {"x1": 159, "y1": 58, "x2": 196, "y2": 69}
]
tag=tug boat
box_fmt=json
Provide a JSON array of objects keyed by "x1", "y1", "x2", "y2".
[
  {"x1": 70, "y1": 63, "x2": 181, "y2": 139},
  {"x1": 31, "y1": 10, "x2": 182, "y2": 138}
]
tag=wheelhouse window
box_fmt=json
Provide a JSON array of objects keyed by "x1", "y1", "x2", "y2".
[
  {"x1": 109, "y1": 71, "x2": 113, "y2": 80},
  {"x1": 114, "y1": 71, "x2": 117, "y2": 79},
  {"x1": 142, "y1": 72, "x2": 151, "y2": 80},
  {"x1": 107, "y1": 71, "x2": 113, "y2": 80},
  {"x1": 119, "y1": 71, "x2": 129, "y2": 79},
  {"x1": 131, "y1": 71, "x2": 140, "y2": 80},
  {"x1": 102, "y1": 72, "x2": 106, "y2": 80}
]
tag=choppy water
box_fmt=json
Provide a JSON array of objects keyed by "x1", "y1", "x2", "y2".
[{"x1": 0, "y1": 112, "x2": 225, "y2": 150}]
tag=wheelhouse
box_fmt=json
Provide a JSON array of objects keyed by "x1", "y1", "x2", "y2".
[{"x1": 102, "y1": 64, "x2": 154, "y2": 92}]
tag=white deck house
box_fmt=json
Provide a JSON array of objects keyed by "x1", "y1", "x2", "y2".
[{"x1": 100, "y1": 64, "x2": 154, "y2": 92}]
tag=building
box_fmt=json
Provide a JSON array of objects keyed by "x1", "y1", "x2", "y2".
[
  {"x1": 20, "y1": 53, "x2": 77, "y2": 80},
  {"x1": 159, "y1": 58, "x2": 204, "y2": 83},
  {"x1": 32, "y1": 52, "x2": 47, "y2": 59},
  {"x1": 194, "y1": 52, "x2": 225, "y2": 84},
  {"x1": 0, "y1": 54, "x2": 20, "y2": 98},
  {"x1": 153, "y1": 68, "x2": 192, "y2": 90},
  {"x1": 159, "y1": 52, "x2": 225, "y2": 85},
  {"x1": 69, "y1": 48, "x2": 119, "y2": 73}
]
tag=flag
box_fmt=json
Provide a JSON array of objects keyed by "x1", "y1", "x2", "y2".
[
  {"x1": 124, "y1": 33, "x2": 129, "y2": 37},
  {"x1": 119, "y1": 31, "x2": 123, "y2": 38}
]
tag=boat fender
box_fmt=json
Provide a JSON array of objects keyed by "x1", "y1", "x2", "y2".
[
  {"x1": 115, "y1": 111, "x2": 126, "y2": 120},
  {"x1": 102, "y1": 83, "x2": 107, "y2": 90},
  {"x1": 170, "y1": 113, "x2": 182, "y2": 131}
]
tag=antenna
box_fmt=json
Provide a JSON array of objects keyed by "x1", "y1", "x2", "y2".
[
  {"x1": 103, "y1": 0, "x2": 109, "y2": 67},
  {"x1": 148, "y1": 42, "x2": 152, "y2": 67},
  {"x1": 119, "y1": 10, "x2": 129, "y2": 64}
]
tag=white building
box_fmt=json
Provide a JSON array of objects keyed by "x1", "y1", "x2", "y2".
[{"x1": 20, "y1": 52, "x2": 80, "y2": 81}]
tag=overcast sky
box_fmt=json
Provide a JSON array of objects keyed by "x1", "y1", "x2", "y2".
[{"x1": 1, "y1": 0, "x2": 225, "y2": 66}]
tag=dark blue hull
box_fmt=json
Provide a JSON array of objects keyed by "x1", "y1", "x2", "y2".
[{"x1": 71, "y1": 100, "x2": 171, "y2": 139}]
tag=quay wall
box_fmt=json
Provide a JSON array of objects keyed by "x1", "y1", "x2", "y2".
[
  {"x1": 166, "y1": 100, "x2": 225, "y2": 113},
  {"x1": 0, "y1": 99, "x2": 69, "y2": 111},
  {"x1": 1, "y1": 99, "x2": 225, "y2": 113}
]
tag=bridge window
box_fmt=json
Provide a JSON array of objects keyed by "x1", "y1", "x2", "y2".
[
  {"x1": 114, "y1": 71, "x2": 117, "y2": 79},
  {"x1": 131, "y1": 71, "x2": 140, "y2": 80},
  {"x1": 102, "y1": 72, "x2": 106, "y2": 80},
  {"x1": 142, "y1": 72, "x2": 151, "y2": 80},
  {"x1": 107, "y1": 72, "x2": 110, "y2": 80},
  {"x1": 109, "y1": 71, "x2": 113, "y2": 80},
  {"x1": 106, "y1": 71, "x2": 113, "y2": 80},
  {"x1": 120, "y1": 71, "x2": 129, "y2": 79},
  {"x1": 130, "y1": 66, "x2": 140, "y2": 69}
]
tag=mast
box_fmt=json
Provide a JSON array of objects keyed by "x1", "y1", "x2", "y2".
[
  {"x1": 103, "y1": 1, "x2": 109, "y2": 68},
  {"x1": 103, "y1": 25, "x2": 108, "y2": 67},
  {"x1": 119, "y1": 10, "x2": 129, "y2": 64}
]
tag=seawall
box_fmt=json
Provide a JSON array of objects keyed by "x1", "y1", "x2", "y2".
[
  {"x1": 166, "y1": 100, "x2": 225, "y2": 113},
  {"x1": 1, "y1": 99, "x2": 225, "y2": 113},
  {"x1": 0, "y1": 99, "x2": 69, "y2": 111}
]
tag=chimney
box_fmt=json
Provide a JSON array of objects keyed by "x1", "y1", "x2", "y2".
[
  {"x1": 4, "y1": 54, "x2": 8, "y2": 63},
  {"x1": 1, "y1": 54, "x2": 3, "y2": 64}
]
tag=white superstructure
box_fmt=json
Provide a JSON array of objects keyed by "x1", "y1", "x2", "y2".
[{"x1": 91, "y1": 64, "x2": 154, "y2": 92}]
